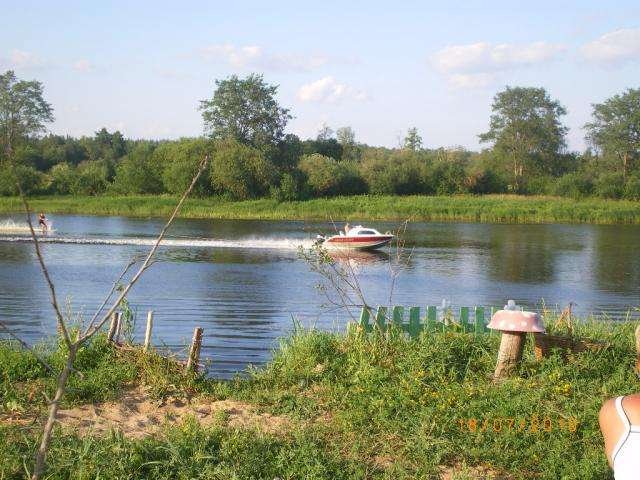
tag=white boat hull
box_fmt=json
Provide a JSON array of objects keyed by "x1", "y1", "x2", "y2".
[{"x1": 322, "y1": 236, "x2": 393, "y2": 251}]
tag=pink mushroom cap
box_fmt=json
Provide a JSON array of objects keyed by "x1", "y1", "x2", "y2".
[{"x1": 487, "y1": 310, "x2": 545, "y2": 333}]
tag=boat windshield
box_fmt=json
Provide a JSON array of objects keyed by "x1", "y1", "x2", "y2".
[{"x1": 358, "y1": 230, "x2": 377, "y2": 235}]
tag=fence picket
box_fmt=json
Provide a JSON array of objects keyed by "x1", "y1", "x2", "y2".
[
  {"x1": 427, "y1": 306, "x2": 437, "y2": 332},
  {"x1": 359, "y1": 307, "x2": 372, "y2": 332},
  {"x1": 375, "y1": 306, "x2": 387, "y2": 332},
  {"x1": 460, "y1": 307, "x2": 470, "y2": 332},
  {"x1": 408, "y1": 307, "x2": 421, "y2": 338},
  {"x1": 474, "y1": 307, "x2": 485, "y2": 334},
  {"x1": 358, "y1": 304, "x2": 493, "y2": 339}
]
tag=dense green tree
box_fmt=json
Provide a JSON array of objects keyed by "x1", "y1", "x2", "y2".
[
  {"x1": 302, "y1": 138, "x2": 343, "y2": 160},
  {"x1": 274, "y1": 133, "x2": 303, "y2": 171},
  {"x1": 48, "y1": 163, "x2": 78, "y2": 195},
  {"x1": 153, "y1": 138, "x2": 212, "y2": 195},
  {"x1": 585, "y1": 88, "x2": 640, "y2": 179},
  {"x1": 93, "y1": 128, "x2": 126, "y2": 160},
  {"x1": 479, "y1": 86, "x2": 568, "y2": 190},
  {"x1": 111, "y1": 142, "x2": 162, "y2": 194},
  {"x1": 403, "y1": 127, "x2": 423, "y2": 151},
  {"x1": 200, "y1": 74, "x2": 291, "y2": 147},
  {"x1": 0, "y1": 70, "x2": 53, "y2": 158},
  {"x1": 72, "y1": 160, "x2": 110, "y2": 195},
  {"x1": 359, "y1": 149, "x2": 427, "y2": 195},
  {"x1": 299, "y1": 154, "x2": 365, "y2": 197},
  {"x1": 210, "y1": 139, "x2": 276, "y2": 200},
  {"x1": 271, "y1": 171, "x2": 306, "y2": 201},
  {"x1": 0, "y1": 163, "x2": 44, "y2": 195}
]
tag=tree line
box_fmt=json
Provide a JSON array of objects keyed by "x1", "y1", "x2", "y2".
[{"x1": 1, "y1": 71, "x2": 639, "y2": 200}]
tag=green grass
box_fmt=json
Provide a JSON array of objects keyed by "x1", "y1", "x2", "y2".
[
  {"x1": 1, "y1": 194, "x2": 640, "y2": 224},
  {"x1": 1, "y1": 317, "x2": 635, "y2": 479}
]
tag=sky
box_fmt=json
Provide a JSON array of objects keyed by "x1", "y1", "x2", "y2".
[{"x1": 1, "y1": 0, "x2": 639, "y2": 151}]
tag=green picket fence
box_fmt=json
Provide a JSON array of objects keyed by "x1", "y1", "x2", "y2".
[{"x1": 358, "y1": 305, "x2": 493, "y2": 338}]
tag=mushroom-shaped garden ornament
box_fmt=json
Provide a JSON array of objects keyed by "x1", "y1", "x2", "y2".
[{"x1": 488, "y1": 300, "x2": 545, "y2": 380}]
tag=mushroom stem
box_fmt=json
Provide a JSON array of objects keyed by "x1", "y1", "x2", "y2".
[{"x1": 494, "y1": 331, "x2": 526, "y2": 380}]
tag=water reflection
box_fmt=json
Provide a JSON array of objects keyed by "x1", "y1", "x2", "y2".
[{"x1": 1, "y1": 214, "x2": 639, "y2": 378}]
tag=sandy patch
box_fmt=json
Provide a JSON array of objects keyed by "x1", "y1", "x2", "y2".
[
  {"x1": 55, "y1": 387, "x2": 289, "y2": 438},
  {"x1": 439, "y1": 463, "x2": 513, "y2": 480}
]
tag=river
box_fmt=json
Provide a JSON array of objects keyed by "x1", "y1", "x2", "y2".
[{"x1": 1, "y1": 214, "x2": 639, "y2": 377}]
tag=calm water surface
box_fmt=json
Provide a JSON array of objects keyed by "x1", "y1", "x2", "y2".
[{"x1": 1, "y1": 214, "x2": 639, "y2": 377}]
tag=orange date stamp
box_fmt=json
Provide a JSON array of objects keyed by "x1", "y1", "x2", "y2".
[{"x1": 457, "y1": 416, "x2": 579, "y2": 434}]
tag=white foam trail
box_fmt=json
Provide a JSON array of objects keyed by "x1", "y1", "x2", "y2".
[
  {"x1": 0, "y1": 219, "x2": 55, "y2": 234},
  {"x1": 0, "y1": 235, "x2": 315, "y2": 250}
]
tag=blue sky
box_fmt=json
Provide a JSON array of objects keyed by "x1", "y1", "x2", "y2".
[{"x1": 2, "y1": 0, "x2": 639, "y2": 150}]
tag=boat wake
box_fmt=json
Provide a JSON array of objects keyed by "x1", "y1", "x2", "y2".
[
  {"x1": 0, "y1": 219, "x2": 55, "y2": 234},
  {"x1": 0, "y1": 234, "x2": 315, "y2": 251}
]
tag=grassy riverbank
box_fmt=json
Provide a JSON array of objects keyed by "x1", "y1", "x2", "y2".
[
  {"x1": 1, "y1": 194, "x2": 640, "y2": 224},
  {"x1": 1, "y1": 317, "x2": 635, "y2": 479}
]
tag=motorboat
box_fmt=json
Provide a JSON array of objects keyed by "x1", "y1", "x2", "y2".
[{"x1": 316, "y1": 225, "x2": 394, "y2": 251}]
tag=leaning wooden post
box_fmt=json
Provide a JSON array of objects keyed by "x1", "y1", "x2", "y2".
[
  {"x1": 107, "y1": 312, "x2": 118, "y2": 342},
  {"x1": 114, "y1": 312, "x2": 123, "y2": 344},
  {"x1": 186, "y1": 327, "x2": 203, "y2": 373},
  {"x1": 144, "y1": 311, "x2": 154, "y2": 352}
]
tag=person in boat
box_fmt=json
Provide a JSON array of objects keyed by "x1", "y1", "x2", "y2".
[
  {"x1": 344, "y1": 223, "x2": 350, "y2": 235},
  {"x1": 599, "y1": 393, "x2": 640, "y2": 479},
  {"x1": 38, "y1": 212, "x2": 48, "y2": 233}
]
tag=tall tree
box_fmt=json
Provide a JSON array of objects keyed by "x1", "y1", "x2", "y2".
[
  {"x1": 403, "y1": 127, "x2": 423, "y2": 151},
  {"x1": 199, "y1": 74, "x2": 291, "y2": 147},
  {"x1": 479, "y1": 86, "x2": 567, "y2": 189},
  {"x1": 336, "y1": 126, "x2": 360, "y2": 161},
  {"x1": 0, "y1": 70, "x2": 54, "y2": 158},
  {"x1": 585, "y1": 88, "x2": 640, "y2": 179},
  {"x1": 316, "y1": 123, "x2": 334, "y2": 141}
]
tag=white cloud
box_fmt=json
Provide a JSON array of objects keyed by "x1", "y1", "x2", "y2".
[
  {"x1": 73, "y1": 59, "x2": 95, "y2": 72},
  {"x1": 3, "y1": 49, "x2": 45, "y2": 69},
  {"x1": 297, "y1": 76, "x2": 368, "y2": 103},
  {"x1": 448, "y1": 73, "x2": 495, "y2": 89},
  {"x1": 581, "y1": 28, "x2": 640, "y2": 65},
  {"x1": 200, "y1": 44, "x2": 328, "y2": 72},
  {"x1": 431, "y1": 41, "x2": 564, "y2": 88}
]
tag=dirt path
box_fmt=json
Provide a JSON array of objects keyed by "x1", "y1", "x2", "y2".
[{"x1": 55, "y1": 387, "x2": 289, "y2": 438}]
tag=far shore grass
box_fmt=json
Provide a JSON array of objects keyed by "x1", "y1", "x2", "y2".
[{"x1": 1, "y1": 194, "x2": 640, "y2": 224}]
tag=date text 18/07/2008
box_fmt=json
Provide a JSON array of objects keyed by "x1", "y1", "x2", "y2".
[{"x1": 457, "y1": 416, "x2": 579, "y2": 434}]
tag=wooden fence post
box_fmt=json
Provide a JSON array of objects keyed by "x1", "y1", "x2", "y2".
[
  {"x1": 107, "y1": 312, "x2": 118, "y2": 342},
  {"x1": 114, "y1": 312, "x2": 123, "y2": 344},
  {"x1": 144, "y1": 311, "x2": 154, "y2": 352},
  {"x1": 186, "y1": 327, "x2": 203, "y2": 373}
]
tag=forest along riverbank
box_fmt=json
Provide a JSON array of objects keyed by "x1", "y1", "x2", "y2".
[
  {"x1": 1, "y1": 194, "x2": 640, "y2": 224},
  {"x1": 0, "y1": 315, "x2": 634, "y2": 479}
]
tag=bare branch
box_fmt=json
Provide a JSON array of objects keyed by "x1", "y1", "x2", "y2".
[
  {"x1": 15, "y1": 184, "x2": 72, "y2": 348},
  {"x1": 29, "y1": 154, "x2": 210, "y2": 480},
  {"x1": 82, "y1": 257, "x2": 139, "y2": 337},
  {"x1": 79, "y1": 154, "x2": 209, "y2": 342}
]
